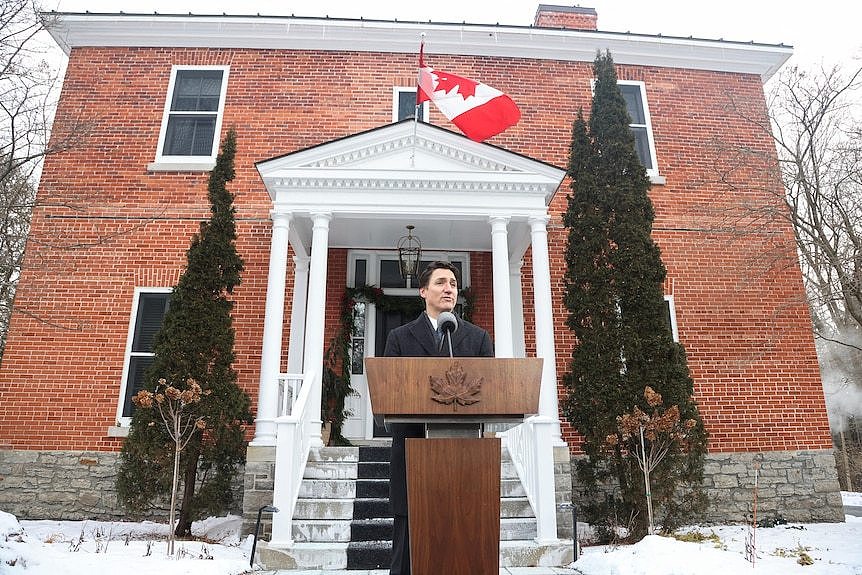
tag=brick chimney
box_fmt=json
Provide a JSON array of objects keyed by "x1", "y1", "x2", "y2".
[{"x1": 534, "y1": 4, "x2": 598, "y2": 30}]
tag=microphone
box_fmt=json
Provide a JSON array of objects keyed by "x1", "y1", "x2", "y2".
[{"x1": 437, "y1": 311, "x2": 458, "y2": 356}]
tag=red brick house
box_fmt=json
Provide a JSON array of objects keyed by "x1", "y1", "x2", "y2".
[{"x1": 0, "y1": 3, "x2": 843, "y2": 569}]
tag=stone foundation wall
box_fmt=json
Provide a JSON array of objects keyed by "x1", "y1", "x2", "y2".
[
  {"x1": 242, "y1": 445, "x2": 276, "y2": 538},
  {"x1": 554, "y1": 445, "x2": 574, "y2": 539},
  {"x1": 0, "y1": 449, "x2": 244, "y2": 523},
  {"x1": 569, "y1": 448, "x2": 844, "y2": 526},
  {"x1": 0, "y1": 450, "x2": 128, "y2": 520},
  {"x1": 701, "y1": 449, "x2": 843, "y2": 524}
]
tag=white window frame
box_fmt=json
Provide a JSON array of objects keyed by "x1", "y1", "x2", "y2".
[
  {"x1": 664, "y1": 294, "x2": 680, "y2": 342},
  {"x1": 618, "y1": 80, "x2": 662, "y2": 182},
  {"x1": 348, "y1": 250, "x2": 470, "y2": 295},
  {"x1": 392, "y1": 87, "x2": 430, "y2": 123},
  {"x1": 589, "y1": 79, "x2": 664, "y2": 184},
  {"x1": 114, "y1": 287, "x2": 172, "y2": 429},
  {"x1": 149, "y1": 65, "x2": 230, "y2": 172}
]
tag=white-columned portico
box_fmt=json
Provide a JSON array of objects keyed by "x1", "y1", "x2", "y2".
[{"x1": 254, "y1": 120, "x2": 566, "y2": 546}]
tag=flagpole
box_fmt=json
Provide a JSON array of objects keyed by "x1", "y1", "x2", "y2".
[{"x1": 411, "y1": 33, "x2": 426, "y2": 168}]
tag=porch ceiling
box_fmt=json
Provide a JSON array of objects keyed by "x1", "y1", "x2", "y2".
[{"x1": 256, "y1": 121, "x2": 567, "y2": 259}]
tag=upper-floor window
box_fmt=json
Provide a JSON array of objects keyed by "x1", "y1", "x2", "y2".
[
  {"x1": 117, "y1": 289, "x2": 171, "y2": 423},
  {"x1": 155, "y1": 66, "x2": 229, "y2": 164},
  {"x1": 393, "y1": 87, "x2": 429, "y2": 122},
  {"x1": 618, "y1": 81, "x2": 659, "y2": 177}
]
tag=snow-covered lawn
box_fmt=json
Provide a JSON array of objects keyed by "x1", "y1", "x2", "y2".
[{"x1": 2, "y1": 493, "x2": 861, "y2": 574}]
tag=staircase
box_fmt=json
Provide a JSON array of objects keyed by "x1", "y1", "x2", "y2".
[{"x1": 258, "y1": 442, "x2": 573, "y2": 570}]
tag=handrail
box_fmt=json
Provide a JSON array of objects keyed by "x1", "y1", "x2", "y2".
[
  {"x1": 502, "y1": 415, "x2": 559, "y2": 542},
  {"x1": 269, "y1": 369, "x2": 316, "y2": 547}
]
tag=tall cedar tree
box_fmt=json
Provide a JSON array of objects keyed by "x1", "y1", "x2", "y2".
[
  {"x1": 562, "y1": 52, "x2": 708, "y2": 538},
  {"x1": 117, "y1": 129, "x2": 252, "y2": 536}
]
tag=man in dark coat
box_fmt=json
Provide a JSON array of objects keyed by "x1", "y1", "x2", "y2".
[{"x1": 383, "y1": 260, "x2": 493, "y2": 575}]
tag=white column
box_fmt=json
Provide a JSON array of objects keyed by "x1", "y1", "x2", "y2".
[
  {"x1": 529, "y1": 215, "x2": 562, "y2": 543},
  {"x1": 286, "y1": 255, "x2": 310, "y2": 374},
  {"x1": 509, "y1": 259, "x2": 526, "y2": 358},
  {"x1": 251, "y1": 211, "x2": 291, "y2": 446},
  {"x1": 529, "y1": 215, "x2": 562, "y2": 435},
  {"x1": 303, "y1": 212, "x2": 332, "y2": 448},
  {"x1": 489, "y1": 216, "x2": 513, "y2": 358}
]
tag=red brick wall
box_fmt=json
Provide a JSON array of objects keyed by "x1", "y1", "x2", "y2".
[
  {"x1": 0, "y1": 45, "x2": 830, "y2": 456},
  {"x1": 534, "y1": 7, "x2": 598, "y2": 30}
]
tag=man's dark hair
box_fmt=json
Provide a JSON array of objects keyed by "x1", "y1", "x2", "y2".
[{"x1": 418, "y1": 261, "x2": 460, "y2": 289}]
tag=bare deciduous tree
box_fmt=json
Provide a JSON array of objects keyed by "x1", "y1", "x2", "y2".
[
  {"x1": 767, "y1": 63, "x2": 862, "y2": 386},
  {"x1": 0, "y1": 1, "x2": 95, "y2": 358}
]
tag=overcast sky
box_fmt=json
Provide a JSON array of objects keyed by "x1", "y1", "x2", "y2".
[{"x1": 45, "y1": 0, "x2": 860, "y2": 71}]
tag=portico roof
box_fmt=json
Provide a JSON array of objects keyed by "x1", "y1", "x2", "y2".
[{"x1": 255, "y1": 120, "x2": 566, "y2": 259}]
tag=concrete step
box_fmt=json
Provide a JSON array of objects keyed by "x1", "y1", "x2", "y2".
[
  {"x1": 292, "y1": 519, "x2": 351, "y2": 543},
  {"x1": 293, "y1": 498, "x2": 353, "y2": 520},
  {"x1": 356, "y1": 478, "x2": 388, "y2": 498},
  {"x1": 502, "y1": 478, "x2": 527, "y2": 497},
  {"x1": 501, "y1": 497, "x2": 535, "y2": 518},
  {"x1": 298, "y1": 478, "x2": 355, "y2": 499},
  {"x1": 350, "y1": 517, "x2": 393, "y2": 542},
  {"x1": 259, "y1": 541, "x2": 348, "y2": 570},
  {"x1": 259, "y1": 538, "x2": 575, "y2": 570},
  {"x1": 307, "y1": 446, "x2": 358, "y2": 462},
  {"x1": 353, "y1": 497, "x2": 392, "y2": 519},
  {"x1": 303, "y1": 461, "x2": 358, "y2": 480},
  {"x1": 346, "y1": 539, "x2": 391, "y2": 570}
]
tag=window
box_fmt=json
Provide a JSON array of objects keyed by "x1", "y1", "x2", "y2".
[
  {"x1": 154, "y1": 66, "x2": 229, "y2": 166},
  {"x1": 117, "y1": 289, "x2": 171, "y2": 421},
  {"x1": 663, "y1": 295, "x2": 679, "y2": 342},
  {"x1": 618, "y1": 81, "x2": 659, "y2": 177},
  {"x1": 393, "y1": 87, "x2": 429, "y2": 122}
]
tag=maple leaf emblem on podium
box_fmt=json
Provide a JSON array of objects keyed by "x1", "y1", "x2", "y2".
[{"x1": 429, "y1": 362, "x2": 483, "y2": 408}]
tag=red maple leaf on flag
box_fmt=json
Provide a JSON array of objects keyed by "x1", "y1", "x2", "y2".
[{"x1": 433, "y1": 70, "x2": 479, "y2": 99}]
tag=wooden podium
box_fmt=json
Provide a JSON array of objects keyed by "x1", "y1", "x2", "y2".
[{"x1": 365, "y1": 357, "x2": 542, "y2": 575}]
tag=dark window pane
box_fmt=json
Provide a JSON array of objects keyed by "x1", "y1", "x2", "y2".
[
  {"x1": 397, "y1": 91, "x2": 426, "y2": 122},
  {"x1": 122, "y1": 355, "x2": 155, "y2": 417},
  {"x1": 171, "y1": 70, "x2": 223, "y2": 112},
  {"x1": 620, "y1": 84, "x2": 645, "y2": 124},
  {"x1": 662, "y1": 299, "x2": 673, "y2": 336},
  {"x1": 632, "y1": 127, "x2": 652, "y2": 169},
  {"x1": 351, "y1": 339, "x2": 364, "y2": 374},
  {"x1": 380, "y1": 260, "x2": 407, "y2": 288},
  {"x1": 164, "y1": 115, "x2": 216, "y2": 156},
  {"x1": 131, "y1": 293, "x2": 170, "y2": 352},
  {"x1": 355, "y1": 259, "x2": 367, "y2": 287}
]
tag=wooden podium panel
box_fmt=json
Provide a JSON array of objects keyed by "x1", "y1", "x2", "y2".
[
  {"x1": 406, "y1": 437, "x2": 501, "y2": 575},
  {"x1": 365, "y1": 357, "x2": 541, "y2": 419}
]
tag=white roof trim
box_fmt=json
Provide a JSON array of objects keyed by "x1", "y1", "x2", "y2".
[{"x1": 45, "y1": 13, "x2": 792, "y2": 81}]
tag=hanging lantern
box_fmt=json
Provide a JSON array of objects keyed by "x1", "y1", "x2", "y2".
[{"x1": 397, "y1": 225, "x2": 422, "y2": 279}]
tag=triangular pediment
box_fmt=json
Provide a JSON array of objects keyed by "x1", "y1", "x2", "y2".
[{"x1": 255, "y1": 120, "x2": 565, "y2": 201}]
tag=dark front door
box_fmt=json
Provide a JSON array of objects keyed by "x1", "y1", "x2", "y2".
[{"x1": 372, "y1": 296, "x2": 424, "y2": 437}]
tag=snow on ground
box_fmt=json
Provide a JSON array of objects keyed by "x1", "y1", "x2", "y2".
[
  {"x1": 1, "y1": 511, "x2": 252, "y2": 574},
  {"x1": 1, "y1": 492, "x2": 861, "y2": 574},
  {"x1": 843, "y1": 491, "x2": 862, "y2": 507},
  {"x1": 575, "y1": 517, "x2": 862, "y2": 575}
]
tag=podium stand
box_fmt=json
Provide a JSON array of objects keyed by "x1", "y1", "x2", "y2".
[{"x1": 365, "y1": 357, "x2": 542, "y2": 575}]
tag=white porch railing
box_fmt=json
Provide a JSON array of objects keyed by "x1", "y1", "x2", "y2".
[
  {"x1": 269, "y1": 371, "x2": 316, "y2": 548},
  {"x1": 502, "y1": 415, "x2": 559, "y2": 543}
]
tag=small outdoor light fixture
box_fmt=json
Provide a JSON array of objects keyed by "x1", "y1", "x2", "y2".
[
  {"x1": 250, "y1": 504, "x2": 279, "y2": 568},
  {"x1": 397, "y1": 225, "x2": 422, "y2": 279}
]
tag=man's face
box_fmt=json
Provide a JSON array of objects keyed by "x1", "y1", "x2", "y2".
[{"x1": 420, "y1": 268, "x2": 458, "y2": 318}]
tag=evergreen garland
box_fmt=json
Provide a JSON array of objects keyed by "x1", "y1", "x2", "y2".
[
  {"x1": 562, "y1": 52, "x2": 708, "y2": 539},
  {"x1": 117, "y1": 129, "x2": 252, "y2": 535}
]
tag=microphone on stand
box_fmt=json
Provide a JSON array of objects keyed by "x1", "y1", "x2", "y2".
[{"x1": 437, "y1": 311, "x2": 459, "y2": 357}]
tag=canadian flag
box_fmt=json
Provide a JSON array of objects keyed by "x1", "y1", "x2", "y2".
[{"x1": 417, "y1": 45, "x2": 521, "y2": 142}]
